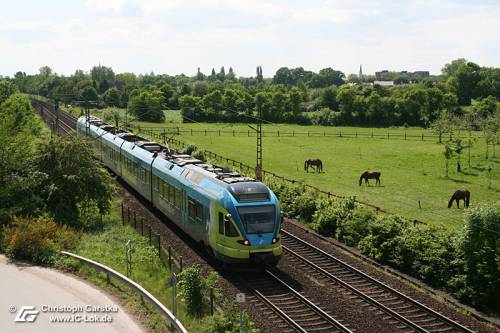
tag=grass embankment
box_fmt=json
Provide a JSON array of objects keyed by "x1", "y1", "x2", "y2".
[{"x1": 58, "y1": 199, "x2": 204, "y2": 332}]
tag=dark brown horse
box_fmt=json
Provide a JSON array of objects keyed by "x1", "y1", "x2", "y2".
[
  {"x1": 359, "y1": 171, "x2": 381, "y2": 186},
  {"x1": 304, "y1": 159, "x2": 323, "y2": 173},
  {"x1": 448, "y1": 189, "x2": 470, "y2": 208}
]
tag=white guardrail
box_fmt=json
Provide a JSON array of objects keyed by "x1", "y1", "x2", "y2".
[{"x1": 61, "y1": 251, "x2": 188, "y2": 333}]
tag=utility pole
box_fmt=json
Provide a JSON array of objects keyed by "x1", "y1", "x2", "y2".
[
  {"x1": 256, "y1": 106, "x2": 263, "y2": 180},
  {"x1": 85, "y1": 99, "x2": 90, "y2": 136},
  {"x1": 54, "y1": 98, "x2": 59, "y2": 135},
  {"x1": 248, "y1": 107, "x2": 263, "y2": 181}
]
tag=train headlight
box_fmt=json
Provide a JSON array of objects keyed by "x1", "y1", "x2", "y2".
[
  {"x1": 272, "y1": 237, "x2": 280, "y2": 244},
  {"x1": 237, "y1": 239, "x2": 250, "y2": 246}
]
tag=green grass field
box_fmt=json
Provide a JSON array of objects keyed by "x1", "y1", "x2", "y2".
[
  {"x1": 75, "y1": 107, "x2": 499, "y2": 230},
  {"x1": 173, "y1": 132, "x2": 498, "y2": 230}
]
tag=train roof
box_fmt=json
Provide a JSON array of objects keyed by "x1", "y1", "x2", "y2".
[{"x1": 80, "y1": 116, "x2": 258, "y2": 186}]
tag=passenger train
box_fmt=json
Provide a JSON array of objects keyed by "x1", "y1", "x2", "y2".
[{"x1": 77, "y1": 116, "x2": 282, "y2": 266}]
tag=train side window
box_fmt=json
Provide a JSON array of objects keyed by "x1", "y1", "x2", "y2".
[
  {"x1": 195, "y1": 204, "x2": 203, "y2": 221},
  {"x1": 188, "y1": 198, "x2": 196, "y2": 220},
  {"x1": 175, "y1": 189, "x2": 181, "y2": 209},
  {"x1": 218, "y1": 213, "x2": 224, "y2": 235},
  {"x1": 167, "y1": 184, "x2": 173, "y2": 203},
  {"x1": 153, "y1": 175, "x2": 159, "y2": 191},
  {"x1": 225, "y1": 218, "x2": 239, "y2": 237}
]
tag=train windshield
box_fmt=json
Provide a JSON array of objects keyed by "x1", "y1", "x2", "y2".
[{"x1": 237, "y1": 205, "x2": 275, "y2": 234}]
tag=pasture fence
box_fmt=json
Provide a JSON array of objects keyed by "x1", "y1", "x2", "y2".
[
  {"x1": 121, "y1": 202, "x2": 184, "y2": 273},
  {"x1": 135, "y1": 127, "x2": 427, "y2": 227},
  {"x1": 131, "y1": 124, "x2": 483, "y2": 143}
]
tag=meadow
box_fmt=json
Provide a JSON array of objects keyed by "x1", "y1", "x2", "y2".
[
  {"x1": 174, "y1": 130, "x2": 498, "y2": 230},
  {"x1": 73, "y1": 107, "x2": 499, "y2": 230}
]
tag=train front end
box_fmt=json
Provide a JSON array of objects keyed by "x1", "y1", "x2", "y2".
[{"x1": 214, "y1": 181, "x2": 282, "y2": 266}]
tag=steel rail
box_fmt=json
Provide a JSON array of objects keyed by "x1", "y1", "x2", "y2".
[
  {"x1": 240, "y1": 269, "x2": 352, "y2": 333},
  {"x1": 281, "y1": 229, "x2": 474, "y2": 333}
]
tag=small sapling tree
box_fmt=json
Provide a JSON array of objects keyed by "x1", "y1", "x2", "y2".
[
  {"x1": 453, "y1": 138, "x2": 464, "y2": 172},
  {"x1": 443, "y1": 142, "x2": 454, "y2": 178}
]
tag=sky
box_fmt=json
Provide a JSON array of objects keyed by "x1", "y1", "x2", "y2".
[{"x1": 0, "y1": 0, "x2": 499, "y2": 78}]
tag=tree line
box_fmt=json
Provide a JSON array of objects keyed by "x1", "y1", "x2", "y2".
[{"x1": 4, "y1": 58, "x2": 499, "y2": 127}]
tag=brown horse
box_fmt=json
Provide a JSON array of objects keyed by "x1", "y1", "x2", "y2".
[
  {"x1": 448, "y1": 189, "x2": 470, "y2": 208},
  {"x1": 359, "y1": 171, "x2": 381, "y2": 186},
  {"x1": 304, "y1": 159, "x2": 323, "y2": 173}
]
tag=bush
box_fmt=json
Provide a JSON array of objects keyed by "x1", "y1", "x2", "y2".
[
  {"x1": 182, "y1": 143, "x2": 197, "y2": 155},
  {"x1": 390, "y1": 225, "x2": 458, "y2": 286},
  {"x1": 201, "y1": 301, "x2": 260, "y2": 333},
  {"x1": 451, "y1": 205, "x2": 500, "y2": 310},
  {"x1": 311, "y1": 197, "x2": 356, "y2": 236},
  {"x1": 178, "y1": 264, "x2": 218, "y2": 317},
  {"x1": 192, "y1": 148, "x2": 206, "y2": 162},
  {"x1": 2, "y1": 216, "x2": 79, "y2": 265},
  {"x1": 335, "y1": 207, "x2": 374, "y2": 246},
  {"x1": 357, "y1": 215, "x2": 407, "y2": 262}
]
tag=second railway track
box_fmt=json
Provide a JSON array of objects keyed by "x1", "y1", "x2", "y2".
[
  {"x1": 281, "y1": 229, "x2": 474, "y2": 333},
  {"x1": 237, "y1": 269, "x2": 353, "y2": 333}
]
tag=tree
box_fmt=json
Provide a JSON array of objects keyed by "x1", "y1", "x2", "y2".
[
  {"x1": 256, "y1": 66, "x2": 263, "y2": 83},
  {"x1": 443, "y1": 142, "x2": 454, "y2": 178},
  {"x1": 430, "y1": 111, "x2": 456, "y2": 143},
  {"x1": 217, "y1": 66, "x2": 226, "y2": 82},
  {"x1": 203, "y1": 90, "x2": 223, "y2": 120},
  {"x1": 128, "y1": 90, "x2": 165, "y2": 122},
  {"x1": 255, "y1": 92, "x2": 272, "y2": 120},
  {"x1": 208, "y1": 68, "x2": 217, "y2": 82},
  {"x1": 80, "y1": 86, "x2": 98, "y2": 103},
  {"x1": 39, "y1": 66, "x2": 53, "y2": 77},
  {"x1": 273, "y1": 67, "x2": 293, "y2": 85},
  {"x1": 320, "y1": 86, "x2": 338, "y2": 111},
  {"x1": 179, "y1": 95, "x2": 203, "y2": 121},
  {"x1": 103, "y1": 87, "x2": 122, "y2": 107},
  {"x1": 309, "y1": 68, "x2": 345, "y2": 88},
  {"x1": 289, "y1": 87, "x2": 304, "y2": 117},
  {"x1": 35, "y1": 136, "x2": 115, "y2": 228},
  {"x1": 442, "y1": 58, "x2": 467, "y2": 77},
  {"x1": 192, "y1": 81, "x2": 209, "y2": 97},
  {"x1": 90, "y1": 65, "x2": 115, "y2": 94},
  {"x1": 0, "y1": 80, "x2": 18, "y2": 105},
  {"x1": 0, "y1": 94, "x2": 44, "y2": 225},
  {"x1": 480, "y1": 112, "x2": 500, "y2": 159},
  {"x1": 196, "y1": 67, "x2": 205, "y2": 81},
  {"x1": 446, "y1": 61, "x2": 481, "y2": 105},
  {"x1": 452, "y1": 138, "x2": 464, "y2": 172},
  {"x1": 226, "y1": 67, "x2": 236, "y2": 81},
  {"x1": 472, "y1": 96, "x2": 497, "y2": 118},
  {"x1": 453, "y1": 205, "x2": 500, "y2": 309}
]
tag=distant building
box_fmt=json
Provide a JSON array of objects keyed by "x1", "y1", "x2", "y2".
[
  {"x1": 375, "y1": 70, "x2": 429, "y2": 81},
  {"x1": 373, "y1": 80, "x2": 394, "y2": 86},
  {"x1": 359, "y1": 64, "x2": 363, "y2": 81}
]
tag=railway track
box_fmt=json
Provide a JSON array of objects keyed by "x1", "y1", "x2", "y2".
[
  {"x1": 30, "y1": 97, "x2": 77, "y2": 133},
  {"x1": 238, "y1": 269, "x2": 352, "y2": 333},
  {"x1": 281, "y1": 229, "x2": 474, "y2": 333}
]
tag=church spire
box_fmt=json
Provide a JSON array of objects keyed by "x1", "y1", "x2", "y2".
[{"x1": 359, "y1": 64, "x2": 363, "y2": 82}]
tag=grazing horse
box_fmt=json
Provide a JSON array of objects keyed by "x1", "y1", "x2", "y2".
[
  {"x1": 359, "y1": 171, "x2": 381, "y2": 186},
  {"x1": 448, "y1": 189, "x2": 470, "y2": 208},
  {"x1": 304, "y1": 159, "x2": 323, "y2": 173}
]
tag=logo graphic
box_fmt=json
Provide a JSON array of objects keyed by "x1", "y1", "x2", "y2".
[{"x1": 14, "y1": 306, "x2": 39, "y2": 323}]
